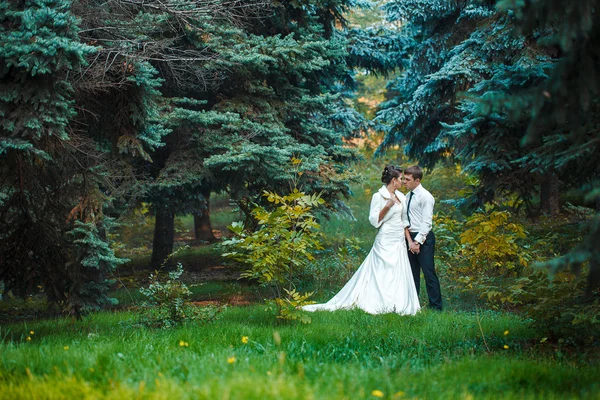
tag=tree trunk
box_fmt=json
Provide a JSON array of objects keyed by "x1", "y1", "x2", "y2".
[
  {"x1": 194, "y1": 188, "x2": 216, "y2": 243},
  {"x1": 540, "y1": 172, "x2": 560, "y2": 215},
  {"x1": 150, "y1": 206, "x2": 175, "y2": 269},
  {"x1": 194, "y1": 213, "x2": 216, "y2": 243}
]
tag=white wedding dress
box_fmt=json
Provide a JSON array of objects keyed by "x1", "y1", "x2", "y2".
[{"x1": 303, "y1": 186, "x2": 420, "y2": 315}]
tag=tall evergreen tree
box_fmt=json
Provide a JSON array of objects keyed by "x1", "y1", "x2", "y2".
[
  {"x1": 377, "y1": 0, "x2": 599, "y2": 289},
  {"x1": 145, "y1": 0, "x2": 368, "y2": 266},
  {"x1": 377, "y1": 1, "x2": 550, "y2": 207},
  {"x1": 0, "y1": 0, "x2": 123, "y2": 314},
  {"x1": 0, "y1": 0, "x2": 267, "y2": 308},
  {"x1": 494, "y1": 0, "x2": 600, "y2": 289}
]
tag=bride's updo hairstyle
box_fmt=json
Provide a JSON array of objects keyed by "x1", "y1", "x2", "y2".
[{"x1": 381, "y1": 165, "x2": 401, "y2": 185}]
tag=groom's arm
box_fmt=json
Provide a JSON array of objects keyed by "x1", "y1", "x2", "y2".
[{"x1": 414, "y1": 193, "x2": 435, "y2": 244}]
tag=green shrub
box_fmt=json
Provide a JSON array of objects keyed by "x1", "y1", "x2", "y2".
[
  {"x1": 459, "y1": 210, "x2": 529, "y2": 275},
  {"x1": 515, "y1": 269, "x2": 599, "y2": 344},
  {"x1": 445, "y1": 208, "x2": 530, "y2": 308},
  {"x1": 433, "y1": 211, "x2": 463, "y2": 264},
  {"x1": 138, "y1": 262, "x2": 221, "y2": 328},
  {"x1": 448, "y1": 208, "x2": 599, "y2": 343},
  {"x1": 222, "y1": 185, "x2": 324, "y2": 323}
]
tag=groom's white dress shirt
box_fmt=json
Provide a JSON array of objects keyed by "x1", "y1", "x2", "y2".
[{"x1": 406, "y1": 184, "x2": 435, "y2": 245}]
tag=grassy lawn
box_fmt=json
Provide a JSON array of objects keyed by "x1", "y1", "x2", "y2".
[{"x1": 1, "y1": 307, "x2": 598, "y2": 399}]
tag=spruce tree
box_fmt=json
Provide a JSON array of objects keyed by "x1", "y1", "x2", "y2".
[
  {"x1": 376, "y1": 1, "x2": 549, "y2": 207},
  {"x1": 376, "y1": 0, "x2": 599, "y2": 289},
  {"x1": 495, "y1": 0, "x2": 600, "y2": 289},
  {"x1": 0, "y1": 0, "x2": 124, "y2": 314},
  {"x1": 144, "y1": 0, "x2": 368, "y2": 266}
]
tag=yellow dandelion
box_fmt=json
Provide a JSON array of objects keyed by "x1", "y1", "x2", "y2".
[
  {"x1": 179, "y1": 340, "x2": 185, "y2": 347},
  {"x1": 394, "y1": 391, "x2": 406, "y2": 398},
  {"x1": 241, "y1": 336, "x2": 249, "y2": 344},
  {"x1": 27, "y1": 336, "x2": 32, "y2": 341},
  {"x1": 30, "y1": 331, "x2": 35, "y2": 335},
  {"x1": 503, "y1": 345, "x2": 509, "y2": 349},
  {"x1": 227, "y1": 356, "x2": 236, "y2": 364},
  {"x1": 372, "y1": 390, "x2": 384, "y2": 398},
  {"x1": 504, "y1": 330, "x2": 509, "y2": 336},
  {"x1": 64, "y1": 346, "x2": 69, "y2": 350}
]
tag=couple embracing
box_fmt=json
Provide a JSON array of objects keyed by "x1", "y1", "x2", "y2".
[{"x1": 303, "y1": 165, "x2": 442, "y2": 315}]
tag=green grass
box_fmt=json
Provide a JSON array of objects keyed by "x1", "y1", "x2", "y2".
[{"x1": 1, "y1": 307, "x2": 598, "y2": 399}]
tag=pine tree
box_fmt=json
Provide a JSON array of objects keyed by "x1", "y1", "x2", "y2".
[
  {"x1": 0, "y1": 0, "x2": 125, "y2": 314},
  {"x1": 144, "y1": 0, "x2": 368, "y2": 266},
  {"x1": 494, "y1": 0, "x2": 600, "y2": 289},
  {"x1": 376, "y1": 0, "x2": 599, "y2": 289}
]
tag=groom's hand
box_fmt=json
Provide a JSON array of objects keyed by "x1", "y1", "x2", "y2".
[{"x1": 410, "y1": 241, "x2": 420, "y2": 254}]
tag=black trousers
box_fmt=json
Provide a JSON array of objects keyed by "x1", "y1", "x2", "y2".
[{"x1": 407, "y1": 231, "x2": 442, "y2": 310}]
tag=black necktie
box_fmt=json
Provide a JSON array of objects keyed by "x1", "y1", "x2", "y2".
[{"x1": 407, "y1": 191, "x2": 414, "y2": 227}]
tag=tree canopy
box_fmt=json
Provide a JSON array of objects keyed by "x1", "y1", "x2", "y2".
[
  {"x1": 376, "y1": 0, "x2": 599, "y2": 288},
  {"x1": 0, "y1": 0, "x2": 366, "y2": 310}
]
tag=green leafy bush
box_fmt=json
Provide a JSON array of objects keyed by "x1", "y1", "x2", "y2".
[
  {"x1": 513, "y1": 270, "x2": 599, "y2": 344},
  {"x1": 445, "y1": 208, "x2": 531, "y2": 307},
  {"x1": 222, "y1": 186, "x2": 324, "y2": 323},
  {"x1": 447, "y1": 207, "x2": 599, "y2": 343},
  {"x1": 433, "y1": 212, "x2": 463, "y2": 264},
  {"x1": 273, "y1": 289, "x2": 315, "y2": 324},
  {"x1": 459, "y1": 210, "x2": 529, "y2": 275},
  {"x1": 138, "y1": 263, "x2": 221, "y2": 328}
]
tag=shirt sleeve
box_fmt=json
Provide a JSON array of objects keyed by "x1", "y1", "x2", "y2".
[
  {"x1": 401, "y1": 200, "x2": 410, "y2": 229},
  {"x1": 415, "y1": 192, "x2": 435, "y2": 244},
  {"x1": 368, "y1": 193, "x2": 391, "y2": 228}
]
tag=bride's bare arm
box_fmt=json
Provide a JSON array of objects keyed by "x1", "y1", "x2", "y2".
[{"x1": 404, "y1": 227, "x2": 414, "y2": 246}]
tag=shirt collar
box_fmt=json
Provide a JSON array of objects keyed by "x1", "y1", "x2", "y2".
[{"x1": 411, "y1": 184, "x2": 423, "y2": 195}]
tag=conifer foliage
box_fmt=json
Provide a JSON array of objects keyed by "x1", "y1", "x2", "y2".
[
  {"x1": 497, "y1": 0, "x2": 600, "y2": 289},
  {"x1": 144, "y1": 0, "x2": 367, "y2": 266},
  {"x1": 0, "y1": 0, "x2": 121, "y2": 314},
  {"x1": 377, "y1": 1, "x2": 548, "y2": 202},
  {"x1": 377, "y1": 0, "x2": 599, "y2": 289},
  {"x1": 0, "y1": 0, "x2": 367, "y2": 307}
]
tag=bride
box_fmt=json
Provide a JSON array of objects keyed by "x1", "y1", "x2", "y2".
[{"x1": 303, "y1": 165, "x2": 420, "y2": 315}]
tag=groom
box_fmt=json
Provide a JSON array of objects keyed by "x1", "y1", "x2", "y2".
[{"x1": 402, "y1": 165, "x2": 443, "y2": 311}]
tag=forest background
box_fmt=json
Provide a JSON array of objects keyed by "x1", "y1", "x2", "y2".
[{"x1": 1, "y1": 0, "x2": 599, "y2": 398}]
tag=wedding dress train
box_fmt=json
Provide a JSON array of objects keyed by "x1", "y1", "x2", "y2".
[{"x1": 303, "y1": 186, "x2": 420, "y2": 315}]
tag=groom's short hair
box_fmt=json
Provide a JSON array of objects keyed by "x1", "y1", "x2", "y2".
[{"x1": 404, "y1": 165, "x2": 423, "y2": 181}]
